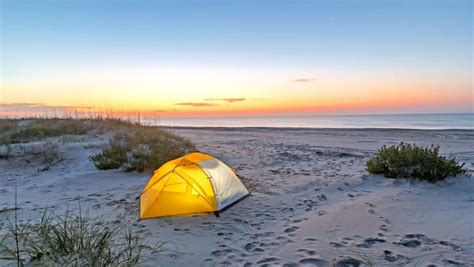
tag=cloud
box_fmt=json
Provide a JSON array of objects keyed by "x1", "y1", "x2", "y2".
[
  {"x1": 174, "y1": 102, "x2": 219, "y2": 107},
  {"x1": 204, "y1": 98, "x2": 246, "y2": 103},
  {"x1": 0, "y1": 102, "x2": 58, "y2": 112},
  {"x1": 291, "y1": 78, "x2": 317, "y2": 83},
  {"x1": 0, "y1": 102, "x2": 94, "y2": 112},
  {"x1": 0, "y1": 102, "x2": 43, "y2": 108}
]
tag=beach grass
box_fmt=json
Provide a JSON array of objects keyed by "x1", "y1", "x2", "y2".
[
  {"x1": 0, "y1": 209, "x2": 163, "y2": 266},
  {"x1": 0, "y1": 114, "x2": 154, "y2": 145},
  {"x1": 90, "y1": 127, "x2": 195, "y2": 172},
  {"x1": 0, "y1": 119, "x2": 90, "y2": 145}
]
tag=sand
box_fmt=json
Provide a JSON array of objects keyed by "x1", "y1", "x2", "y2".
[{"x1": 1, "y1": 127, "x2": 473, "y2": 266}]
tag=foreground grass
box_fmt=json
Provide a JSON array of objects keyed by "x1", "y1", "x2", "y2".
[
  {"x1": 0, "y1": 209, "x2": 163, "y2": 266},
  {"x1": 367, "y1": 142, "x2": 467, "y2": 182}
]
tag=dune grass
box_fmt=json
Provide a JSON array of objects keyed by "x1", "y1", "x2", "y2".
[
  {"x1": 89, "y1": 127, "x2": 195, "y2": 172},
  {"x1": 0, "y1": 119, "x2": 90, "y2": 145},
  {"x1": 0, "y1": 118, "x2": 196, "y2": 172},
  {"x1": 366, "y1": 142, "x2": 467, "y2": 182},
  {"x1": 0, "y1": 209, "x2": 163, "y2": 266},
  {"x1": 0, "y1": 118, "x2": 150, "y2": 145}
]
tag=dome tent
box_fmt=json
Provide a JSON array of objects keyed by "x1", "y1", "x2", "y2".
[{"x1": 140, "y1": 152, "x2": 249, "y2": 218}]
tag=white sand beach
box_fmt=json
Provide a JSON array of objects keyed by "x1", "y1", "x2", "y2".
[{"x1": 1, "y1": 126, "x2": 473, "y2": 266}]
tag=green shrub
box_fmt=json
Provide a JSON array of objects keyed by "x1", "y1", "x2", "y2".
[
  {"x1": 0, "y1": 210, "x2": 163, "y2": 266},
  {"x1": 90, "y1": 128, "x2": 195, "y2": 172},
  {"x1": 366, "y1": 142, "x2": 467, "y2": 182},
  {"x1": 89, "y1": 145, "x2": 128, "y2": 170}
]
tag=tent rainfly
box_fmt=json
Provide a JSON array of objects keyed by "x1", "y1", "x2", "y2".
[{"x1": 140, "y1": 152, "x2": 249, "y2": 218}]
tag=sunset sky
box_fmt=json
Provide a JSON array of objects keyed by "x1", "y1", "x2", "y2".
[{"x1": 1, "y1": 0, "x2": 472, "y2": 117}]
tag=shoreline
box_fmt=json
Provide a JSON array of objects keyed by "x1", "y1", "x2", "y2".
[{"x1": 163, "y1": 125, "x2": 474, "y2": 132}]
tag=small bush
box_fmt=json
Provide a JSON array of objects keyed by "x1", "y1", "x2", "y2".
[
  {"x1": 0, "y1": 210, "x2": 163, "y2": 266},
  {"x1": 366, "y1": 142, "x2": 467, "y2": 182},
  {"x1": 90, "y1": 128, "x2": 195, "y2": 172},
  {"x1": 89, "y1": 145, "x2": 128, "y2": 170}
]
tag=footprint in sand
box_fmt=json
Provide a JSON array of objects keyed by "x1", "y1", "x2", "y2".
[
  {"x1": 256, "y1": 257, "x2": 280, "y2": 265},
  {"x1": 331, "y1": 256, "x2": 364, "y2": 267},
  {"x1": 365, "y1": 202, "x2": 375, "y2": 207},
  {"x1": 394, "y1": 233, "x2": 437, "y2": 248},
  {"x1": 244, "y1": 241, "x2": 264, "y2": 253},
  {"x1": 383, "y1": 250, "x2": 409, "y2": 263},
  {"x1": 317, "y1": 194, "x2": 327, "y2": 201},
  {"x1": 378, "y1": 216, "x2": 391, "y2": 224},
  {"x1": 356, "y1": 237, "x2": 386, "y2": 248},
  {"x1": 216, "y1": 231, "x2": 233, "y2": 236},
  {"x1": 252, "y1": 231, "x2": 275, "y2": 238},
  {"x1": 340, "y1": 237, "x2": 353, "y2": 246},
  {"x1": 330, "y1": 241, "x2": 345, "y2": 248},
  {"x1": 299, "y1": 258, "x2": 330, "y2": 266},
  {"x1": 210, "y1": 248, "x2": 233, "y2": 257},
  {"x1": 284, "y1": 226, "x2": 299, "y2": 233},
  {"x1": 439, "y1": 240, "x2": 463, "y2": 251},
  {"x1": 281, "y1": 207, "x2": 294, "y2": 212},
  {"x1": 296, "y1": 248, "x2": 317, "y2": 256},
  {"x1": 441, "y1": 259, "x2": 467, "y2": 266}
]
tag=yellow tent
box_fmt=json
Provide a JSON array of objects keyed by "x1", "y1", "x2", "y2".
[{"x1": 140, "y1": 152, "x2": 249, "y2": 218}]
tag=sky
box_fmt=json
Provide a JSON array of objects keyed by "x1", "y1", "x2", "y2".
[{"x1": 0, "y1": 0, "x2": 472, "y2": 117}]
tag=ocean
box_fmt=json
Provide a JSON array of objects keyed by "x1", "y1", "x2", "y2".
[{"x1": 149, "y1": 113, "x2": 474, "y2": 130}]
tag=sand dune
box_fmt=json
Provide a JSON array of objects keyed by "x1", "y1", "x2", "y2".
[{"x1": 1, "y1": 127, "x2": 473, "y2": 266}]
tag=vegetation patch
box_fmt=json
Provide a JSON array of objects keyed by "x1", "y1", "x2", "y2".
[
  {"x1": 0, "y1": 119, "x2": 195, "y2": 172},
  {"x1": 366, "y1": 142, "x2": 467, "y2": 182},
  {"x1": 0, "y1": 210, "x2": 163, "y2": 266},
  {"x1": 0, "y1": 119, "x2": 90, "y2": 145},
  {"x1": 90, "y1": 128, "x2": 195, "y2": 172},
  {"x1": 0, "y1": 120, "x2": 16, "y2": 133},
  {"x1": 35, "y1": 142, "x2": 63, "y2": 170}
]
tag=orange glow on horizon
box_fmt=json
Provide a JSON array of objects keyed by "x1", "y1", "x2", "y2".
[{"x1": 1, "y1": 73, "x2": 471, "y2": 117}]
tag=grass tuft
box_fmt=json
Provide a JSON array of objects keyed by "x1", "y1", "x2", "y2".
[
  {"x1": 0, "y1": 209, "x2": 163, "y2": 266},
  {"x1": 366, "y1": 142, "x2": 467, "y2": 182},
  {"x1": 90, "y1": 128, "x2": 195, "y2": 172}
]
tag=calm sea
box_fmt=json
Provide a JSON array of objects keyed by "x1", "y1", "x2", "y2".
[{"x1": 149, "y1": 113, "x2": 473, "y2": 130}]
